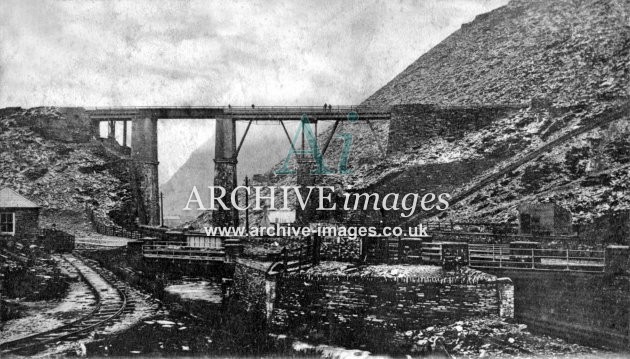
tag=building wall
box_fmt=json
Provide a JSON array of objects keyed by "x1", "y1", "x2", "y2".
[
  {"x1": 553, "y1": 206, "x2": 573, "y2": 234},
  {"x1": 24, "y1": 108, "x2": 94, "y2": 143},
  {"x1": 0, "y1": 208, "x2": 40, "y2": 240},
  {"x1": 518, "y1": 204, "x2": 572, "y2": 235}
]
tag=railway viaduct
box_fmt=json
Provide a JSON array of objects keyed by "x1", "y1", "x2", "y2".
[{"x1": 87, "y1": 106, "x2": 391, "y2": 226}]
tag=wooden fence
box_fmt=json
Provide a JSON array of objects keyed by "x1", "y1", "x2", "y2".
[{"x1": 267, "y1": 237, "x2": 320, "y2": 274}]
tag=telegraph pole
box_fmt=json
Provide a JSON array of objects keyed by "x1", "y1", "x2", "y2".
[
  {"x1": 245, "y1": 176, "x2": 250, "y2": 233},
  {"x1": 160, "y1": 192, "x2": 164, "y2": 227}
]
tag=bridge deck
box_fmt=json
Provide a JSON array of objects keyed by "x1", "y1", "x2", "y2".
[
  {"x1": 144, "y1": 253, "x2": 226, "y2": 261},
  {"x1": 87, "y1": 105, "x2": 391, "y2": 121},
  {"x1": 142, "y1": 244, "x2": 227, "y2": 262}
]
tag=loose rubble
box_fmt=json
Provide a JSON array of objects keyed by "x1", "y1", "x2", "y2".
[
  {"x1": 0, "y1": 107, "x2": 132, "y2": 231},
  {"x1": 409, "y1": 318, "x2": 609, "y2": 358}
]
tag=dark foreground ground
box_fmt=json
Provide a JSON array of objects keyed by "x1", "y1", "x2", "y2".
[{"x1": 74, "y1": 245, "x2": 623, "y2": 358}]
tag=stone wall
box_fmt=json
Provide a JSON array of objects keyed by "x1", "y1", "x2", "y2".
[
  {"x1": 387, "y1": 104, "x2": 522, "y2": 154},
  {"x1": 496, "y1": 277, "x2": 514, "y2": 318},
  {"x1": 233, "y1": 260, "x2": 275, "y2": 318},
  {"x1": 130, "y1": 116, "x2": 160, "y2": 226},
  {"x1": 32, "y1": 108, "x2": 95, "y2": 143},
  {"x1": 271, "y1": 274, "x2": 512, "y2": 353},
  {"x1": 14, "y1": 208, "x2": 40, "y2": 240},
  {"x1": 494, "y1": 269, "x2": 630, "y2": 350}
]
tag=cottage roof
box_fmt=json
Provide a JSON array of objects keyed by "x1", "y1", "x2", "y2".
[{"x1": 0, "y1": 188, "x2": 40, "y2": 208}]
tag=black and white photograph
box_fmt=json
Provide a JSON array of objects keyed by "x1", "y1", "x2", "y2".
[{"x1": 0, "y1": 0, "x2": 629, "y2": 357}]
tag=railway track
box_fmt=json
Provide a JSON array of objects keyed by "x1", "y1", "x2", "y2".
[{"x1": 0, "y1": 254, "x2": 135, "y2": 356}]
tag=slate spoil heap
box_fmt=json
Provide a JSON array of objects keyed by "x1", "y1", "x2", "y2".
[
  {"x1": 410, "y1": 319, "x2": 600, "y2": 357},
  {"x1": 0, "y1": 107, "x2": 132, "y2": 230},
  {"x1": 307, "y1": 0, "x2": 630, "y2": 226},
  {"x1": 365, "y1": 0, "x2": 628, "y2": 107}
]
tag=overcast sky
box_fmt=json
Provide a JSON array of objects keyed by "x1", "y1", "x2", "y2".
[{"x1": 1, "y1": 0, "x2": 508, "y2": 181}]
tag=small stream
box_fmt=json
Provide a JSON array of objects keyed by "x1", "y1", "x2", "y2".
[{"x1": 164, "y1": 279, "x2": 223, "y2": 304}]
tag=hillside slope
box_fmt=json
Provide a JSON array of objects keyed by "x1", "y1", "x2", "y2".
[
  {"x1": 313, "y1": 0, "x2": 628, "y2": 177},
  {"x1": 325, "y1": 0, "x2": 630, "y2": 225},
  {"x1": 160, "y1": 139, "x2": 213, "y2": 224},
  {"x1": 189, "y1": 0, "x2": 629, "y2": 228},
  {"x1": 439, "y1": 106, "x2": 630, "y2": 224},
  {"x1": 0, "y1": 107, "x2": 132, "y2": 233},
  {"x1": 364, "y1": 0, "x2": 628, "y2": 107},
  {"x1": 160, "y1": 126, "x2": 303, "y2": 224}
]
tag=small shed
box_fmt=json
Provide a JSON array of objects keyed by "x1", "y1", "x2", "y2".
[
  {"x1": 0, "y1": 188, "x2": 41, "y2": 240},
  {"x1": 259, "y1": 206, "x2": 296, "y2": 227},
  {"x1": 517, "y1": 202, "x2": 572, "y2": 236},
  {"x1": 268, "y1": 209, "x2": 296, "y2": 224}
]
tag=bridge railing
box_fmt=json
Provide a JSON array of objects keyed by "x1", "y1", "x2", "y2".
[
  {"x1": 425, "y1": 221, "x2": 519, "y2": 234},
  {"x1": 85, "y1": 105, "x2": 390, "y2": 112},
  {"x1": 468, "y1": 244, "x2": 605, "y2": 272},
  {"x1": 430, "y1": 231, "x2": 585, "y2": 247},
  {"x1": 142, "y1": 243, "x2": 226, "y2": 261},
  {"x1": 224, "y1": 105, "x2": 390, "y2": 114},
  {"x1": 93, "y1": 222, "x2": 145, "y2": 239}
]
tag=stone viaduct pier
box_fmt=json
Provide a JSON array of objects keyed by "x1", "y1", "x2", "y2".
[{"x1": 87, "y1": 106, "x2": 391, "y2": 226}]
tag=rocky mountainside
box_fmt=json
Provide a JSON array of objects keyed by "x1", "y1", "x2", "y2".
[
  {"x1": 0, "y1": 107, "x2": 132, "y2": 233},
  {"x1": 160, "y1": 127, "x2": 301, "y2": 225},
  {"x1": 189, "y1": 0, "x2": 629, "y2": 228},
  {"x1": 314, "y1": 0, "x2": 627, "y2": 173},
  {"x1": 364, "y1": 0, "x2": 628, "y2": 107},
  {"x1": 160, "y1": 139, "x2": 214, "y2": 224},
  {"x1": 322, "y1": 0, "x2": 630, "y2": 225},
  {"x1": 440, "y1": 107, "x2": 630, "y2": 224}
]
